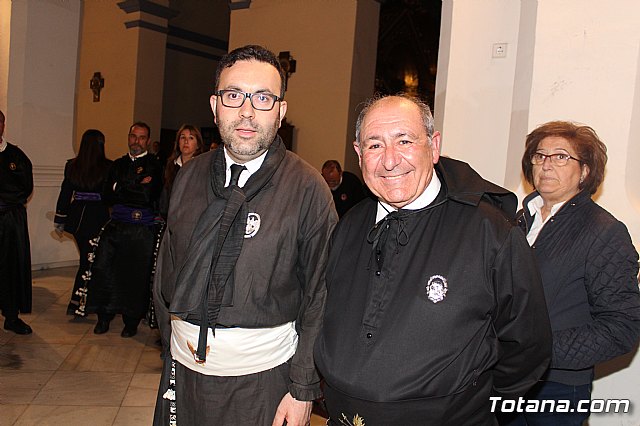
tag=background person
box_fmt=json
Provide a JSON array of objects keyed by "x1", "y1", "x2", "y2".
[
  {"x1": 54, "y1": 129, "x2": 112, "y2": 315},
  {"x1": 314, "y1": 95, "x2": 552, "y2": 425},
  {"x1": 159, "y1": 124, "x2": 204, "y2": 219},
  {"x1": 321, "y1": 159, "x2": 367, "y2": 218},
  {"x1": 500, "y1": 121, "x2": 640, "y2": 426},
  {"x1": 0, "y1": 109, "x2": 34, "y2": 335},
  {"x1": 82, "y1": 121, "x2": 163, "y2": 338}
]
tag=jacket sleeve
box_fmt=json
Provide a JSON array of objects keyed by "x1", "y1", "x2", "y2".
[
  {"x1": 154, "y1": 224, "x2": 174, "y2": 360},
  {"x1": 492, "y1": 226, "x2": 552, "y2": 398},
  {"x1": 552, "y1": 221, "x2": 640, "y2": 369},
  {"x1": 288, "y1": 184, "x2": 338, "y2": 401},
  {"x1": 0, "y1": 146, "x2": 33, "y2": 204},
  {"x1": 54, "y1": 162, "x2": 73, "y2": 225}
]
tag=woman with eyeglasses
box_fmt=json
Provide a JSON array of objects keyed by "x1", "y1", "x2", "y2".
[{"x1": 501, "y1": 121, "x2": 640, "y2": 426}]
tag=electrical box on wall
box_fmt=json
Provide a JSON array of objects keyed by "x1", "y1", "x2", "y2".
[{"x1": 492, "y1": 43, "x2": 508, "y2": 58}]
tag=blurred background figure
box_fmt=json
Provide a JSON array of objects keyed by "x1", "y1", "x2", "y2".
[
  {"x1": 501, "y1": 121, "x2": 640, "y2": 426},
  {"x1": 321, "y1": 159, "x2": 367, "y2": 218},
  {"x1": 54, "y1": 129, "x2": 112, "y2": 316},
  {"x1": 160, "y1": 124, "x2": 205, "y2": 219},
  {"x1": 0, "y1": 109, "x2": 34, "y2": 335}
]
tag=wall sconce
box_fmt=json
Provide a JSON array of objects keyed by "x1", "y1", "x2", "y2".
[
  {"x1": 90, "y1": 72, "x2": 104, "y2": 102},
  {"x1": 278, "y1": 51, "x2": 296, "y2": 91}
]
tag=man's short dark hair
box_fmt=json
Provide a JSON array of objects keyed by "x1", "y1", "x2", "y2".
[
  {"x1": 322, "y1": 160, "x2": 342, "y2": 173},
  {"x1": 214, "y1": 45, "x2": 287, "y2": 99},
  {"x1": 130, "y1": 121, "x2": 151, "y2": 136}
]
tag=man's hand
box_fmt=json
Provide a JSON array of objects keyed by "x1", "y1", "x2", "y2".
[{"x1": 272, "y1": 392, "x2": 312, "y2": 426}]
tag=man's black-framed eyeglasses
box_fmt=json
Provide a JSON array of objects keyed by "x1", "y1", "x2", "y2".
[
  {"x1": 530, "y1": 152, "x2": 581, "y2": 166},
  {"x1": 215, "y1": 90, "x2": 281, "y2": 111}
]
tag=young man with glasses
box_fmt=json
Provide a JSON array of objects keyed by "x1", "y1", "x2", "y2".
[{"x1": 153, "y1": 45, "x2": 337, "y2": 426}]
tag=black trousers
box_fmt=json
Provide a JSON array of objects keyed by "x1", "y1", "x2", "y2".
[{"x1": 0, "y1": 206, "x2": 32, "y2": 318}]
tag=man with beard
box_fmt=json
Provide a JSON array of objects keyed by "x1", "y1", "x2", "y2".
[
  {"x1": 0, "y1": 109, "x2": 34, "y2": 335},
  {"x1": 83, "y1": 122, "x2": 163, "y2": 338},
  {"x1": 153, "y1": 45, "x2": 337, "y2": 426},
  {"x1": 314, "y1": 95, "x2": 552, "y2": 425}
]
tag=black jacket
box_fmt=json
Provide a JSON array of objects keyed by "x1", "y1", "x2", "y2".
[
  {"x1": 155, "y1": 139, "x2": 337, "y2": 400},
  {"x1": 315, "y1": 157, "x2": 552, "y2": 425},
  {"x1": 517, "y1": 190, "x2": 640, "y2": 385},
  {"x1": 54, "y1": 159, "x2": 111, "y2": 235}
]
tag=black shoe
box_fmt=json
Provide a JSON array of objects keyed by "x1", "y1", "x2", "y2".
[
  {"x1": 93, "y1": 320, "x2": 110, "y2": 334},
  {"x1": 4, "y1": 318, "x2": 33, "y2": 335},
  {"x1": 121, "y1": 326, "x2": 137, "y2": 338}
]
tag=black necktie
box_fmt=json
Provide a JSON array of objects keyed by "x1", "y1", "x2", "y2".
[{"x1": 229, "y1": 164, "x2": 246, "y2": 187}]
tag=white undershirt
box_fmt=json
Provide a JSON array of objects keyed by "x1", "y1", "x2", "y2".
[
  {"x1": 375, "y1": 173, "x2": 442, "y2": 223},
  {"x1": 525, "y1": 195, "x2": 567, "y2": 245}
]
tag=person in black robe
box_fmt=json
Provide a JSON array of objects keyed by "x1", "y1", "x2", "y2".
[
  {"x1": 321, "y1": 160, "x2": 367, "y2": 218},
  {"x1": 54, "y1": 129, "x2": 112, "y2": 315},
  {"x1": 314, "y1": 95, "x2": 552, "y2": 425},
  {"x1": 0, "y1": 109, "x2": 34, "y2": 335},
  {"x1": 83, "y1": 121, "x2": 163, "y2": 338}
]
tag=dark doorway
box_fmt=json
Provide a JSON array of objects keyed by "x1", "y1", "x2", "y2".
[{"x1": 375, "y1": 0, "x2": 442, "y2": 107}]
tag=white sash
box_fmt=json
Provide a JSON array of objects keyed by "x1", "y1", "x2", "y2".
[{"x1": 170, "y1": 317, "x2": 298, "y2": 376}]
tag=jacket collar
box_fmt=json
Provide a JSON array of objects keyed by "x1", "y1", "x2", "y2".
[
  {"x1": 436, "y1": 156, "x2": 518, "y2": 220},
  {"x1": 522, "y1": 189, "x2": 591, "y2": 222}
]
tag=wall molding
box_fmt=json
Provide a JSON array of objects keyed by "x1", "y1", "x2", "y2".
[
  {"x1": 117, "y1": 0, "x2": 179, "y2": 19},
  {"x1": 124, "y1": 19, "x2": 168, "y2": 33},
  {"x1": 33, "y1": 165, "x2": 64, "y2": 188}
]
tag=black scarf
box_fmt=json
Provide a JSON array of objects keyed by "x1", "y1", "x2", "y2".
[{"x1": 170, "y1": 137, "x2": 287, "y2": 362}]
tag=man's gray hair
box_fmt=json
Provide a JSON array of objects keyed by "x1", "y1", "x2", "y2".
[{"x1": 354, "y1": 93, "x2": 435, "y2": 146}]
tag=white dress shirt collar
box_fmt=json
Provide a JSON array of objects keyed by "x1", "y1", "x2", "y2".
[
  {"x1": 224, "y1": 148, "x2": 268, "y2": 188},
  {"x1": 375, "y1": 173, "x2": 442, "y2": 223}
]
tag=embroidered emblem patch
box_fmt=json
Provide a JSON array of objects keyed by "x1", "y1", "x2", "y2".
[
  {"x1": 245, "y1": 212, "x2": 260, "y2": 238},
  {"x1": 131, "y1": 210, "x2": 142, "y2": 220},
  {"x1": 9, "y1": 162, "x2": 16, "y2": 170},
  {"x1": 340, "y1": 193, "x2": 348, "y2": 201},
  {"x1": 136, "y1": 166, "x2": 143, "y2": 174},
  {"x1": 426, "y1": 274, "x2": 448, "y2": 303}
]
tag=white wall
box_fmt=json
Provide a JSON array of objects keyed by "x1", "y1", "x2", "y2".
[
  {"x1": 4, "y1": 0, "x2": 82, "y2": 269},
  {"x1": 436, "y1": 1, "x2": 640, "y2": 424}
]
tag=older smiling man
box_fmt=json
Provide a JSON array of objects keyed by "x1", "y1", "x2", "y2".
[{"x1": 315, "y1": 94, "x2": 552, "y2": 425}]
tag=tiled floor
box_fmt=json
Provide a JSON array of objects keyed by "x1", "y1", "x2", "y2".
[{"x1": 0, "y1": 267, "x2": 327, "y2": 426}]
